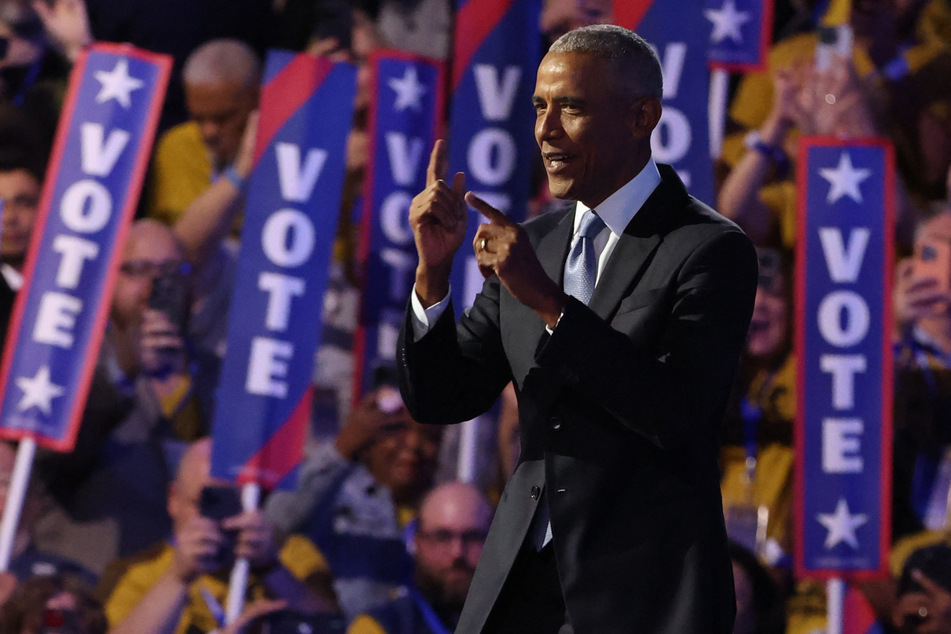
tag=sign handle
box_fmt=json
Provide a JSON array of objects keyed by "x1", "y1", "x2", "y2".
[
  {"x1": 827, "y1": 577, "x2": 844, "y2": 634},
  {"x1": 708, "y1": 68, "x2": 730, "y2": 160},
  {"x1": 0, "y1": 438, "x2": 36, "y2": 570},
  {"x1": 225, "y1": 482, "x2": 261, "y2": 624}
]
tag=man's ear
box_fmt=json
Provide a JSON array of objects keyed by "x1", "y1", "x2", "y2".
[{"x1": 630, "y1": 97, "x2": 662, "y2": 139}]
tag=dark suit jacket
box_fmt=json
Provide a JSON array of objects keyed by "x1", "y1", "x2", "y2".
[{"x1": 398, "y1": 166, "x2": 758, "y2": 633}]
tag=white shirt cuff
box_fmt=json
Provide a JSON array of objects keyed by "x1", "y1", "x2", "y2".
[{"x1": 410, "y1": 285, "x2": 451, "y2": 340}]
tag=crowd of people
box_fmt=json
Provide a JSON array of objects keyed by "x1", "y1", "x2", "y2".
[{"x1": 0, "y1": 0, "x2": 947, "y2": 632}]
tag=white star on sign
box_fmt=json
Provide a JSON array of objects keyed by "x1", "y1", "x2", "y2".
[
  {"x1": 16, "y1": 365, "x2": 64, "y2": 416},
  {"x1": 388, "y1": 66, "x2": 427, "y2": 112},
  {"x1": 94, "y1": 58, "x2": 144, "y2": 108},
  {"x1": 704, "y1": 0, "x2": 751, "y2": 44},
  {"x1": 819, "y1": 151, "x2": 872, "y2": 204},
  {"x1": 817, "y1": 497, "x2": 868, "y2": 549}
]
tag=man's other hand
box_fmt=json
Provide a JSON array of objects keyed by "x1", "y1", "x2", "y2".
[{"x1": 468, "y1": 192, "x2": 567, "y2": 328}]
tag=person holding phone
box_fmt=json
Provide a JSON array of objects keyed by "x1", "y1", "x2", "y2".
[
  {"x1": 103, "y1": 438, "x2": 339, "y2": 634},
  {"x1": 893, "y1": 205, "x2": 951, "y2": 543},
  {"x1": 265, "y1": 382, "x2": 443, "y2": 622}
]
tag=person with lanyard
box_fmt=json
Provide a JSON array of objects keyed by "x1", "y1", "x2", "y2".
[
  {"x1": 347, "y1": 482, "x2": 493, "y2": 634},
  {"x1": 719, "y1": 247, "x2": 796, "y2": 568},
  {"x1": 892, "y1": 204, "x2": 951, "y2": 543}
]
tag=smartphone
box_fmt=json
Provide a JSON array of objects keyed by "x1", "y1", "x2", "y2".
[
  {"x1": 915, "y1": 239, "x2": 951, "y2": 291},
  {"x1": 815, "y1": 24, "x2": 853, "y2": 72},
  {"x1": 199, "y1": 485, "x2": 243, "y2": 521},
  {"x1": 148, "y1": 273, "x2": 189, "y2": 333}
]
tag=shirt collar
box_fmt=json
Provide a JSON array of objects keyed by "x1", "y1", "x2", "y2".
[
  {"x1": 1, "y1": 263, "x2": 23, "y2": 291},
  {"x1": 574, "y1": 158, "x2": 661, "y2": 236}
]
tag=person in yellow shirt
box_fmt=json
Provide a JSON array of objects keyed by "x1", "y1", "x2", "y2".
[
  {"x1": 144, "y1": 39, "x2": 259, "y2": 228},
  {"x1": 104, "y1": 437, "x2": 338, "y2": 634}
]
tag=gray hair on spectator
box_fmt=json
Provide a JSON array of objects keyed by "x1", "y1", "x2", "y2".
[
  {"x1": 549, "y1": 25, "x2": 663, "y2": 100},
  {"x1": 182, "y1": 39, "x2": 261, "y2": 88}
]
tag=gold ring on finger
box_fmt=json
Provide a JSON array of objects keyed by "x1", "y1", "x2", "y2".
[{"x1": 480, "y1": 238, "x2": 489, "y2": 251}]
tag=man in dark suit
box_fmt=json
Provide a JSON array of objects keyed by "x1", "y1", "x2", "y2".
[{"x1": 398, "y1": 25, "x2": 758, "y2": 633}]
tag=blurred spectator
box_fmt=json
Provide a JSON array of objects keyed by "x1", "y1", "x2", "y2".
[
  {"x1": 720, "y1": 248, "x2": 795, "y2": 564},
  {"x1": 0, "y1": 0, "x2": 74, "y2": 149},
  {"x1": 32, "y1": 220, "x2": 210, "y2": 573},
  {"x1": 892, "y1": 542, "x2": 951, "y2": 633},
  {"x1": 0, "y1": 572, "x2": 106, "y2": 634},
  {"x1": 730, "y1": 542, "x2": 786, "y2": 634},
  {"x1": 539, "y1": 0, "x2": 614, "y2": 44},
  {"x1": 102, "y1": 437, "x2": 337, "y2": 634},
  {"x1": 892, "y1": 204, "x2": 951, "y2": 540},
  {"x1": 83, "y1": 0, "x2": 275, "y2": 129},
  {"x1": 347, "y1": 482, "x2": 493, "y2": 634},
  {"x1": 143, "y1": 38, "x2": 259, "y2": 229},
  {"x1": 277, "y1": 0, "x2": 448, "y2": 60},
  {"x1": 266, "y1": 384, "x2": 443, "y2": 620},
  {"x1": 0, "y1": 113, "x2": 46, "y2": 346},
  {"x1": 0, "y1": 441, "x2": 96, "y2": 586},
  {"x1": 717, "y1": 0, "x2": 951, "y2": 250}
]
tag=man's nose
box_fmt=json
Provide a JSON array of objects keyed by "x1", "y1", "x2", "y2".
[{"x1": 537, "y1": 108, "x2": 562, "y2": 140}]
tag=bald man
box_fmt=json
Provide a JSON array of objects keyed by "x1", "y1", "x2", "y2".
[
  {"x1": 347, "y1": 482, "x2": 493, "y2": 634},
  {"x1": 144, "y1": 38, "x2": 260, "y2": 226}
]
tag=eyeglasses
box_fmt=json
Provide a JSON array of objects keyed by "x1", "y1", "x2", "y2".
[
  {"x1": 0, "y1": 194, "x2": 39, "y2": 212},
  {"x1": 119, "y1": 259, "x2": 192, "y2": 278},
  {"x1": 417, "y1": 529, "x2": 487, "y2": 551}
]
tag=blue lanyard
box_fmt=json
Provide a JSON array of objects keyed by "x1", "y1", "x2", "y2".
[
  {"x1": 409, "y1": 588, "x2": 451, "y2": 634},
  {"x1": 739, "y1": 396, "x2": 761, "y2": 467}
]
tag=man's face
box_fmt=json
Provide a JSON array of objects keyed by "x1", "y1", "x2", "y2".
[
  {"x1": 111, "y1": 223, "x2": 188, "y2": 329},
  {"x1": 184, "y1": 80, "x2": 256, "y2": 166},
  {"x1": 0, "y1": 169, "x2": 39, "y2": 266},
  {"x1": 533, "y1": 51, "x2": 645, "y2": 209},
  {"x1": 363, "y1": 392, "x2": 441, "y2": 504},
  {"x1": 414, "y1": 494, "x2": 489, "y2": 609}
]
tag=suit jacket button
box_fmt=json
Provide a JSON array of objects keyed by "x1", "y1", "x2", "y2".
[
  {"x1": 530, "y1": 486, "x2": 540, "y2": 500},
  {"x1": 550, "y1": 416, "x2": 562, "y2": 431}
]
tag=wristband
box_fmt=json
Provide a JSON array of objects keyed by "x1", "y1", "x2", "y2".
[
  {"x1": 743, "y1": 130, "x2": 789, "y2": 178},
  {"x1": 222, "y1": 165, "x2": 247, "y2": 194},
  {"x1": 881, "y1": 54, "x2": 910, "y2": 81}
]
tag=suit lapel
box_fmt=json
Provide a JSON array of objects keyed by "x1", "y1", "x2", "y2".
[
  {"x1": 587, "y1": 166, "x2": 685, "y2": 320},
  {"x1": 536, "y1": 206, "x2": 574, "y2": 285}
]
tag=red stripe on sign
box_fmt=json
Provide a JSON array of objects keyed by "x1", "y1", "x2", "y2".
[
  {"x1": 453, "y1": 0, "x2": 514, "y2": 91},
  {"x1": 238, "y1": 387, "x2": 313, "y2": 489},
  {"x1": 254, "y1": 55, "x2": 334, "y2": 167},
  {"x1": 613, "y1": 0, "x2": 654, "y2": 29}
]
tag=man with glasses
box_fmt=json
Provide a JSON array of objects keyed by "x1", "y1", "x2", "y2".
[
  {"x1": 347, "y1": 482, "x2": 493, "y2": 634},
  {"x1": 34, "y1": 219, "x2": 212, "y2": 574}
]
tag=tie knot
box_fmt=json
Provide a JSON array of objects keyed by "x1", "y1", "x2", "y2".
[{"x1": 577, "y1": 210, "x2": 605, "y2": 240}]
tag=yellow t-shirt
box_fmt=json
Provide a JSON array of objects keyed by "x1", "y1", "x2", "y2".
[
  {"x1": 105, "y1": 535, "x2": 330, "y2": 633},
  {"x1": 144, "y1": 121, "x2": 214, "y2": 227},
  {"x1": 347, "y1": 614, "x2": 388, "y2": 634}
]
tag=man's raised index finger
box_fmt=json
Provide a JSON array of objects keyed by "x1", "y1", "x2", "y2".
[
  {"x1": 426, "y1": 139, "x2": 448, "y2": 186},
  {"x1": 465, "y1": 191, "x2": 511, "y2": 226}
]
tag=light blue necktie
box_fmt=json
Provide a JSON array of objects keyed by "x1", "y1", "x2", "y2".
[
  {"x1": 532, "y1": 210, "x2": 606, "y2": 551},
  {"x1": 563, "y1": 210, "x2": 606, "y2": 305}
]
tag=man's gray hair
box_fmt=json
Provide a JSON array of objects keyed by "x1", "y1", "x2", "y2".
[
  {"x1": 182, "y1": 39, "x2": 261, "y2": 88},
  {"x1": 549, "y1": 25, "x2": 663, "y2": 99}
]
